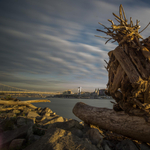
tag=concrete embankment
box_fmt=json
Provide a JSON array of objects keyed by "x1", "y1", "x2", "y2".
[{"x1": 0, "y1": 99, "x2": 149, "y2": 150}]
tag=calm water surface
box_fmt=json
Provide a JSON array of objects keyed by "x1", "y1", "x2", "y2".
[{"x1": 18, "y1": 97, "x2": 115, "y2": 121}]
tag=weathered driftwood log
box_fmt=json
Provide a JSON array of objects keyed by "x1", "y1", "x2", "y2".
[
  {"x1": 23, "y1": 99, "x2": 51, "y2": 103},
  {"x1": 73, "y1": 102, "x2": 150, "y2": 143},
  {"x1": 0, "y1": 100, "x2": 50, "y2": 109}
]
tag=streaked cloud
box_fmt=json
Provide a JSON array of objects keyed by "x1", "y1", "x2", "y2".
[{"x1": 0, "y1": 0, "x2": 150, "y2": 92}]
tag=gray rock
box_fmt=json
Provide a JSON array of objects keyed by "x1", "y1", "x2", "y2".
[
  {"x1": 48, "y1": 119, "x2": 83, "y2": 130},
  {"x1": 82, "y1": 122, "x2": 91, "y2": 133},
  {"x1": 40, "y1": 107, "x2": 53, "y2": 117},
  {"x1": 70, "y1": 128, "x2": 83, "y2": 138},
  {"x1": 17, "y1": 117, "x2": 34, "y2": 126},
  {"x1": 0, "y1": 112, "x2": 7, "y2": 118},
  {"x1": 104, "y1": 143, "x2": 112, "y2": 150},
  {"x1": 27, "y1": 111, "x2": 40, "y2": 118},
  {"x1": 63, "y1": 117, "x2": 68, "y2": 122},
  {"x1": 27, "y1": 125, "x2": 33, "y2": 138},
  {"x1": 16, "y1": 117, "x2": 25, "y2": 126},
  {"x1": 50, "y1": 112, "x2": 56, "y2": 116},
  {"x1": 0, "y1": 125, "x2": 31, "y2": 148},
  {"x1": 140, "y1": 143, "x2": 150, "y2": 150},
  {"x1": 36, "y1": 107, "x2": 43, "y2": 114},
  {"x1": 33, "y1": 125, "x2": 45, "y2": 136},
  {"x1": 9, "y1": 139, "x2": 26, "y2": 150},
  {"x1": 12, "y1": 109, "x2": 21, "y2": 114},
  {"x1": 39, "y1": 116, "x2": 64, "y2": 127},
  {"x1": 22, "y1": 108, "x2": 32, "y2": 115},
  {"x1": 116, "y1": 139, "x2": 139, "y2": 150},
  {"x1": 0, "y1": 105, "x2": 4, "y2": 109},
  {"x1": 33, "y1": 134, "x2": 41, "y2": 141},
  {"x1": 28, "y1": 134, "x2": 41, "y2": 143},
  {"x1": 13, "y1": 124, "x2": 18, "y2": 130},
  {"x1": 1, "y1": 117, "x2": 17, "y2": 131},
  {"x1": 85, "y1": 128, "x2": 103, "y2": 146},
  {"x1": 102, "y1": 140, "x2": 116, "y2": 150},
  {"x1": 36, "y1": 116, "x2": 46, "y2": 123},
  {"x1": 6, "y1": 112, "x2": 16, "y2": 118},
  {"x1": 23, "y1": 128, "x2": 99, "y2": 150},
  {"x1": 48, "y1": 120, "x2": 84, "y2": 138}
]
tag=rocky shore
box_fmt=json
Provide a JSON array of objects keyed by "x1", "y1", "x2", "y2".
[{"x1": 0, "y1": 99, "x2": 150, "y2": 150}]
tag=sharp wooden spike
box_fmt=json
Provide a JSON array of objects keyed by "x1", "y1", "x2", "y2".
[{"x1": 95, "y1": 35, "x2": 110, "y2": 39}]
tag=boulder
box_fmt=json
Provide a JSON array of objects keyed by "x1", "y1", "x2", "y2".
[
  {"x1": 33, "y1": 125, "x2": 45, "y2": 136},
  {"x1": 39, "y1": 116, "x2": 64, "y2": 127},
  {"x1": 23, "y1": 128, "x2": 99, "y2": 150},
  {"x1": 36, "y1": 116, "x2": 46, "y2": 123},
  {"x1": 115, "y1": 139, "x2": 139, "y2": 150},
  {"x1": 50, "y1": 112, "x2": 56, "y2": 116},
  {"x1": 21, "y1": 108, "x2": 32, "y2": 115},
  {"x1": 46, "y1": 116, "x2": 64, "y2": 125},
  {"x1": 82, "y1": 122, "x2": 91, "y2": 132},
  {"x1": 104, "y1": 143, "x2": 112, "y2": 150},
  {"x1": 140, "y1": 143, "x2": 150, "y2": 150},
  {"x1": 6, "y1": 112, "x2": 16, "y2": 118},
  {"x1": 9, "y1": 139, "x2": 26, "y2": 149},
  {"x1": 27, "y1": 125, "x2": 33, "y2": 138},
  {"x1": 27, "y1": 134, "x2": 41, "y2": 143},
  {"x1": 48, "y1": 119, "x2": 83, "y2": 130},
  {"x1": 12, "y1": 109, "x2": 21, "y2": 114},
  {"x1": 102, "y1": 140, "x2": 118, "y2": 150},
  {"x1": 40, "y1": 107, "x2": 53, "y2": 117},
  {"x1": 33, "y1": 134, "x2": 41, "y2": 141},
  {"x1": 17, "y1": 117, "x2": 34, "y2": 126},
  {"x1": 0, "y1": 117, "x2": 17, "y2": 131},
  {"x1": 36, "y1": 107, "x2": 43, "y2": 114},
  {"x1": 70, "y1": 128, "x2": 83, "y2": 138},
  {"x1": 27, "y1": 111, "x2": 40, "y2": 118},
  {"x1": 0, "y1": 105, "x2": 4, "y2": 109},
  {"x1": 48, "y1": 120, "x2": 84, "y2": 138},
  {"x1": 0, "y1": 125, "x2": 31, "y2": 148},
  {"x1": 0, "y1": 112, "x2": 7, "y2": 118},
  {"x1": 85, "y1": 128, "x2": 103, "y2": 147}
]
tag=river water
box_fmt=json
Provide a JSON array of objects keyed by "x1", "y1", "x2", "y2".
[{"x1": 18, "y1": 97, "x2": 115, "y2": 121}]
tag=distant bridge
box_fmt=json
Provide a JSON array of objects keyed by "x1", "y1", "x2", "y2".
[
  {"x1": 0, "y1": 83, "x2": 86, "y2": 95},
  {"x1": 0, "y1": 83, "x2": 60, "y2": 95},
  {"x1": 0, "y1": 91, "x2": 60, "y2": 95}
]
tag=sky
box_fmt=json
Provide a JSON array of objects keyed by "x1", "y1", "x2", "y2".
[{"x1": 1, "y1": 0, "x2": 150, "y2": 92}]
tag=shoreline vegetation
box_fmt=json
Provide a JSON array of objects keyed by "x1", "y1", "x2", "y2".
[{"x1": 0, "y1": 97, "x2": 149, "y2": 150}]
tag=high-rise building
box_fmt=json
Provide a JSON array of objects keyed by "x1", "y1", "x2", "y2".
[{"x1": 78, "y1": 87, "x2": 81, "y2": 95}]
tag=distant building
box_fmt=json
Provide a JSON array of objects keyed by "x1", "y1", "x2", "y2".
[
  {"x1": 99, "y1": 89, "x2": 107, "y2": 96},
  {"x1": 63, "y1": 90, "x2": 74, "y2": 95},
  {"x1": 78, "y1": 87, "x2": 81, "y2": 95},
  {"x1": 93, "y1": 88, "x2": 107, "y2": 96},
  {"x1": 81, "y1": 92, "x2": 91, "y2": 96}
]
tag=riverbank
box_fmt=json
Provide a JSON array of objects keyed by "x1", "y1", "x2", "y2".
[{"x1": 0, "y1": 99, "x2": 149, "y2": 150}]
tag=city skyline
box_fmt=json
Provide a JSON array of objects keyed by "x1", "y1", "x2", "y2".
[{"x1": 1, "y1": 0, "x2": 150, "y2": 92}]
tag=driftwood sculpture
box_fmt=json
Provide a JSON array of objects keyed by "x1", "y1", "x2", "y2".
[
  {"x1": 73, "y1": 5, "x2": 150, "y2": 142},
  {"x1": 96, "y1": 4, "x2": 150, "y2": 117}
]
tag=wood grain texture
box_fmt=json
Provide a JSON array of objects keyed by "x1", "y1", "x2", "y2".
[
  {"x1": 73, "y1": 102, "x2": 150, "y2": 143},
  {"x1": 113, "y1": 46, "x2": 142, "y2": 84}
]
